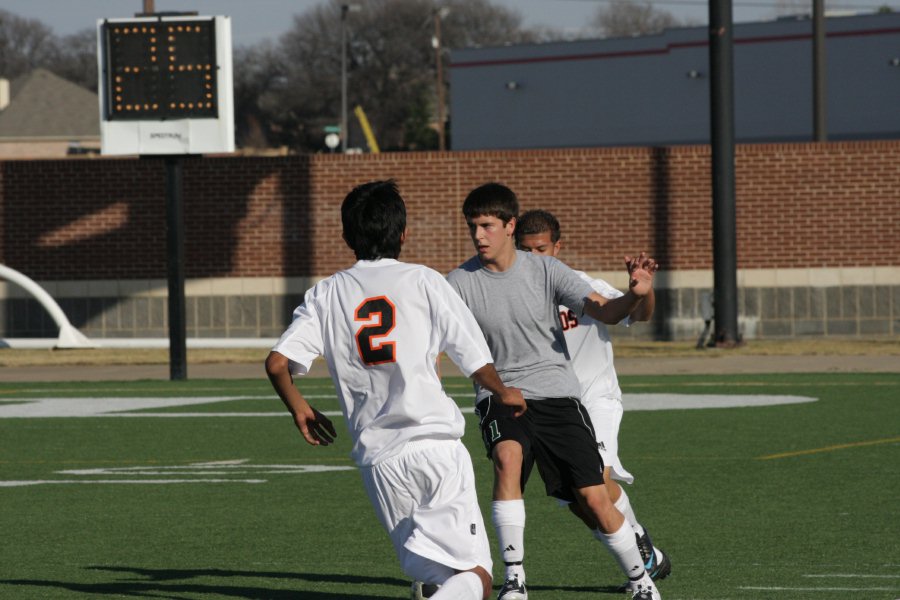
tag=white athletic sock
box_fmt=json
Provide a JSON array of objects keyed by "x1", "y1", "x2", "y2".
[
  {"x1": 430, "y1": 572, "x2": 482, "y2": 600},
  {"x1": 492, "y1": 499, "x2": 526, "y2": 582},
  {"x1": 598, "y1": 520, "x2": 646, "y2": 581},
  {"x1": 614, "y1": 487, "x2": 646, "y2": 537}
]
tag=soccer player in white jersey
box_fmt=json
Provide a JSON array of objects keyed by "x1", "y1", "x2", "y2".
[
  {"x1": 515, "y1": 209, "x2": 671, "y2": 593},
  {"x1": 446, "y1": 183, "x2": 662, "y2": 600},
  {"x1": 265, "y1": 180, "x2": 526, "y2": 600}
]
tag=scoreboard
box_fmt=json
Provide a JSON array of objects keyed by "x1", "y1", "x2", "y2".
[{"x1": 97, "y1": 15, "x2": 234, "y2": 155}]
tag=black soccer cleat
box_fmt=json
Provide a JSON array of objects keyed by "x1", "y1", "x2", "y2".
[
  {"x1": 636, "y1": 531, "x2": 671, "y2": 581},
  {"x1": 648, "y1": 547, "x2": 671, "y2": 581},
  {"x1": 619, "y1": 530, "x2": 671, "y2": 592}
]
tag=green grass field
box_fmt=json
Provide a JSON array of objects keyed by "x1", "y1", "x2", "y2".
[{"x1": 1, "y1": 373, "x2": 898, "y2": 599}]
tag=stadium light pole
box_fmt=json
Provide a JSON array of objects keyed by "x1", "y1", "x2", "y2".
[
  {"x1": 709, "y1": 0, "x2": 741, "y2": 347},
  {"x1": 340, "y1": 4, "x2": 362, "y2": 153}
]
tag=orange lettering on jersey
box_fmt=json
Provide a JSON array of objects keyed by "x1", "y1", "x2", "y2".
[
  {"x1": 559, "y1": 309, "x2": 579, "y2": 331},
  {"x1": 354, "y1": 296, "x2": 397, "y2": 365}
]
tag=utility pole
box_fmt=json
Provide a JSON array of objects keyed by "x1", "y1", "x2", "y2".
[
  {"x1": 340, "y1": 5, "x2": 361, "y2": 152},
  {"x1": 341, "y1": 5, "x2": 349, "y2": 153},
  {"x1": 433, "y1": 8, "x2": 449, "y2": 151},
  {"x1": 813, "y1": 0, "x2": 827, "y2": 141}
]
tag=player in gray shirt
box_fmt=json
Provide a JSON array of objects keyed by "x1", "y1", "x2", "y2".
[
  {"x1": 450, "y1": 249, "x2": 590, "y2": 402},
  {"x1": 446, "y1": 183, "x2": 661, "y2": 600}
]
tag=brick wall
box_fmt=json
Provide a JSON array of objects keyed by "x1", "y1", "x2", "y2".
[
  {"x1": 2, "y1": 141, "x2": 898, "y2": 279},
  {"x1": 2, "y1": 140, "x2": 899, "y2": 340}
]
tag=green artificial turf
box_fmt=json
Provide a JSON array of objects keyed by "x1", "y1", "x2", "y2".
[{"x1": 1, "y1": 373, "x2": 897, "y2": 599}]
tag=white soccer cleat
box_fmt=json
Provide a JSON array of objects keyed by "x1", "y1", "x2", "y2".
[
  {"x1": 630, "y1": 580, "x2": 661, "y2": 600},
  {"x1": 497, "y1": 575, "x2": 527, "y2": 600}
]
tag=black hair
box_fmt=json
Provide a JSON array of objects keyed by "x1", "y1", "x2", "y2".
[
  {"x1": 341, "y1": 180, "x2": 406, "y2": 260},
  {"x1": 515, "y1": 209, "x2": 561, "y2": 244},
  {"x1": 462, "y1": 182, "x2": 519, "y2": 223}
]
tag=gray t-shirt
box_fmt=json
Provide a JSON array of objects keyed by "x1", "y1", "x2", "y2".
[{"x1": 447, "y1": 250, "x2": 594, "y2": 401}]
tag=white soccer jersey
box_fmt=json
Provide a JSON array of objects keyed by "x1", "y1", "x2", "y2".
[
  {"x1": 272, "y1": 259, "x2": 493, "y2": 467},
  {"x1": 560, "y1": 270, "x2": 629, "y2": 403}
]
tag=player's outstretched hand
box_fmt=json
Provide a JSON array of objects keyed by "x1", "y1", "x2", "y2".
[
  {"x1": 499, "y1": 387, "x2": 527, "y2": 418},
  {"x1": 624, "y1": 252, "x2": 658, "y2": 297},
  {"x1": 293, "y1": 406, "x2": 337, "y2": 446},
  {"x1": 625, "y1": 251, "x2": 659, "y2": 277}
]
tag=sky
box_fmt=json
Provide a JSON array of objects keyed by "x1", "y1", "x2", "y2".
[{"x1": 1, "y1": 0, "x2": 895, "y2": 46}]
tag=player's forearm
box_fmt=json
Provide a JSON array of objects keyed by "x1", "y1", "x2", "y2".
[
  {"x1": 265, "y1": 351, "x2": 311, "y2": 416},
  {"x1": 629, "y1": 288, "x2": 655, "y2": 322},
  {"x1": 584, "y1": 292, "x2": 642, "y2": 325},
  {"x1": 470, "y1": 363, "x2": 507, "y2": 397},
  {"x1": 472, "y1": 363, "x2": 526, "y2": 415}
]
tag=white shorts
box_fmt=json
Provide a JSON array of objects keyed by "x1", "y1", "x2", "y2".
[
  {"x1": 583, "y1": 395, "x2": 634, "y2": 485},
  {"x1": 360, "y1": 438, "x2": 492, "y2": 583}
]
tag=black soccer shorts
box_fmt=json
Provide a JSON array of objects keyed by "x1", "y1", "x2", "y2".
[
  {"x1": 475, "y1": 396, "x2": 605, "y2": 502},
  {"x1": 475, "y1": 395, "x2": 537, "y2": 493}
]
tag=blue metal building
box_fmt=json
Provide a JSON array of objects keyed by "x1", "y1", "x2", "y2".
[{"x1": 449, "y1": 13, "x2": 900, "y2": 149}]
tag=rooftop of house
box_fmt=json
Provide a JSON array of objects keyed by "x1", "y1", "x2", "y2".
[{"x1": 0, "y1": 68, "x2": 99, "y2": 139}]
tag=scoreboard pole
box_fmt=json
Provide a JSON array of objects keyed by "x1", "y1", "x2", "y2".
[
  {"x1": 164, "y1": 155, "x2": 187, "y2": 380},
  {"x1": 99, "y1": 14, "x2": 234, "y2": 380}
]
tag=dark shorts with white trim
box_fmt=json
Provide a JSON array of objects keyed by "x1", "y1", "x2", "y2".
[{"x1": 475, "y1": 396, "x2": 605, "y2": 502}]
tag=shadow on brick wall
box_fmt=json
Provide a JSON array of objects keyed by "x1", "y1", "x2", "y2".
[
  {"x1": 0, "y1": 157, "x2": 313, "y2": 337},
  {"x1": 650, "y1": 147, "x2": 673, "y2": 340}
]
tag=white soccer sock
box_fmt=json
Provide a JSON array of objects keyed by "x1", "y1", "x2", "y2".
[
  {"x1": 598, "y1": 520, "x2": 646, "y2": 581},
  {"x1": 492, "y1": 499, "x2": 526, "y2": 582},
  {"x1": 614, "y1": 487, "x2": 646, "y2": 537},
  {"x1": 430, "y1": 572, "x2": 483, "y2": 600}
]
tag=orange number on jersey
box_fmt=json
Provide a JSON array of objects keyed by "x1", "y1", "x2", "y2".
[
  {"x1": 559, "y1": 309, "x2": 579, "y2": 331},
  {"x1": 354, "y1": 296, "x2": 397, "y2": 365}
]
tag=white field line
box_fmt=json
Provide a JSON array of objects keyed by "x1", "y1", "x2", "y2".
[
  {"x1": 57, "y1": 464, "x2": 354, "y2": 476},
  {"x1": 0, "y1": 394, "x2": 817, "y2": 418},
  {"x1": 0, "y1": 479, "x2": 267, "y2": 487},
  {"x1": 740, "y1": 586, "x2": 899, "y2": 592},
  {"x1": 803, "y1": 574, "x2": 900, "y2": 578},
  {"x1": 0, "y1": 461, "x2": 355, "y2": 487},
  {"x1": 100, "y1": 412, "x2": 295, "y2": 417},
  {"x1": 0, "y1": 391, "x2": 338, "y2": 398},
  {"x1": 740, "y1": 573, "x2": 900, "y2": 594}
]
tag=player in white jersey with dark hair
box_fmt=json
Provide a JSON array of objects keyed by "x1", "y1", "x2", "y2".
[
  {"x1": 265, "y1": 180, "x2": 526, "y2": 600},
  {"x1": 515, "y1": 209, "x2": 671, "y2": 593}
]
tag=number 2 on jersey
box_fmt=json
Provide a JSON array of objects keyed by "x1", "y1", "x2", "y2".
[{"x1": 354, "y1": 296, "x2": 396, "y2": 365}]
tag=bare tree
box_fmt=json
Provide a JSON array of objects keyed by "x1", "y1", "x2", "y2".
[
  {"x1": 259, "y1": 0, "x2": 532, "y2": 153},
  {"x1": 591, "y1": 0, "x2": 682, "y2": 38},
  {"x1": 0, "y1": 9, "x2": 60, "y2": 79},
  {"x1": 47, "y1": 29, "x2": 99, "y2": 92},
  {"x1": 232, "y1": 43, "x2": 286, "y2": 149},
  {"x1": 0, "y1": 10, "x2": 97, "y2": 91},
  {"x1": 442, "y1": 0, "x2": 537, "y2": 48}
]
